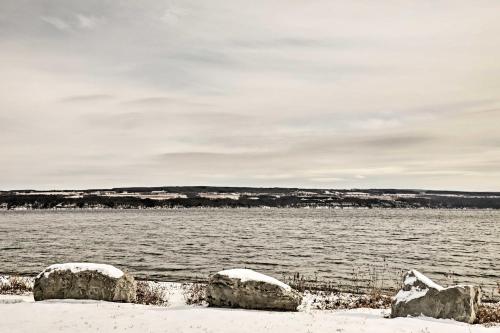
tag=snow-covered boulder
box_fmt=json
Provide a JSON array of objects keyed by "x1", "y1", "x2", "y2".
[
  {"x1": 34, "y1": 263, "x2": 136, "y2": 303},
  {"x1": 391, "y1": 269, "x2": 480, "y2": 323},
  {"x1": 207, "y1": 269, "x2": 302, "y2": 311}
]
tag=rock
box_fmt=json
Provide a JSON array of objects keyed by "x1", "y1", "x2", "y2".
[
  {"x1": 34, "y1": 263, "x2": 136, "y2": 303},
  {"x1": 391, "y1": 269, "x2": 480, "y2": 323},
  {"x1": 206, "y1": 268, "x2": 302, "y2": 311}
]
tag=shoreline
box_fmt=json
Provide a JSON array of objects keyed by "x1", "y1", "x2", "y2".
[
  {"x1": 2, "y1": 274, "x2": 499, "y2": 304},
  {"x1": 3, "y1": 187, "x2": 500, "y2": 209},
  {"x1": 2, "y1": 206, "x2": 500, "y2": 211}
]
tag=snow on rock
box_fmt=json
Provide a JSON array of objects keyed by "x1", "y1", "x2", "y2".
[
  {"x1": 207, "y1": 269, "x2": 302, "y2": 311},
  {"x1": 394, "y1": 288, "x2": 429, "y2": 305},
  {"x1": 404, "y1": 269, "x2": 444, "y2": 291},
  {"x1": 34, "y1": 263, "x2": 135, "y2": 303},
  {"x1": 38, "y1": 263, "x2": 124, "y2": 279},
  {"x1": 392, "y1": 269, "x2": 481, "y2": 323},
  {"x1": 216, "y1": 269, "x2": 291, "y2": 291},
  {"x1": 394, "y1": 269, "x2": 444, "y2": 305}
]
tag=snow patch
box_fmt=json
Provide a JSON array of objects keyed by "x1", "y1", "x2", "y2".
[
  {"x1": 408, "y1": 270, "x2": 444, "y2": 291},
  {"x1": 394, "y1": 270, "x2": 444, "y2": 305},
  {"x1": 38, "y1": 263, "x2": 124, "y2": 279},
  {"x1": 394, "y1": 289, "x2": 429, "y2": 304},
  {"x1": 0, "y1": 276, "x2": 8, "y2": 285},
  {"x1": 217, "y1": 269, "x2": 291, "y2": 291}
]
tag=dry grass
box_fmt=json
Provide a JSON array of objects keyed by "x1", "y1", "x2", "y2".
[
  {"x1": 283, "y1": 267, "x2": 395, "y2": 311},
  {"x1": 183, "y1": 282, "x2": 206, "y2": 306},
  {"x1": 282, "y1": 272, "x2": 310, "y2": 293},
  {"x1": 135, "y1": 281, "x2": 168, "y2": 306},
  {"x1": 483, "y1": 281, "x2": 500, "y2": 303},
  {"x1": 0, "y1": 275, "x2": 33, "y2": 295},
  {"x1": 304, "y1": 289, "x2": 392, "y2": 310},
  {"x1": 366, "y1": 288, "x2": 393, "y2": 308},
  {"x1": 282, "y1": 263, "x2": 403, "y2": 297}
]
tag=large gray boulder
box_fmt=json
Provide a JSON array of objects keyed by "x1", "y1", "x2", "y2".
[
  {"x1": 34, "y1": 263, "x2": 136, "y2": 303},
  {"x1": 207, "y1": 269, "x2": 302, "y2": 311},
  {"x1": 391, "y1": 269, "x2": 480, "y2": 323}
]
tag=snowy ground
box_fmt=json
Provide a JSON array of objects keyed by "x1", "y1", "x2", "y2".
[{"x1": 1, "y1": 294, "x2": 498, "y2": 333}]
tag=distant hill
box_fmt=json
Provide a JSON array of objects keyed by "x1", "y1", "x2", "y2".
[{"x1": 1, "y1": 186, "x2": 500, "y2": 209}]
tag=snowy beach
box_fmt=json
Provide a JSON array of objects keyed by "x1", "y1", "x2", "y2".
[
  {"x1": 1, "y1": 293, "x2": 498, "y2": 333},
  {"x1": 1, "y1": 274, "x2": 499, "y2": 333}
]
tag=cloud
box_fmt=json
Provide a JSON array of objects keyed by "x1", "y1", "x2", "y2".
[
  {"x1": 159, "y1": 5, "x2": 186, "y2": 24},
  {"x1": 359, "y1": 134, "x2": 435, "y2": 148},
  {"x1": 41, "y1": 16, "x2": 70, "y2": 31},
  {"x1": 230, "y1": 37, "x2": 374, "y2": 50},
  {"x1": 123, "y1": 97, "x2": 177, "y2": 105},
  {"x1": 157, "y1": 151, "x2": 271, "y2": 161},
  {"x1": 60, "y1": 94, "x2": 114, "y2": 103},
  {"x1": 75, "y1": 14, "x2": 100, "y2": 29},
  {"x1": 122, "y1": 97, "x2": 212, "y2": 108}
]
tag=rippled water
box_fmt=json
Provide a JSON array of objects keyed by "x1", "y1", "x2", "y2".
[{"x1": 0, "y1": 209, "x2": 498, "y2": 293}]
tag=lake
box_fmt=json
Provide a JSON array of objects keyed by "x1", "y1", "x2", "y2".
[{"x1": 0, "y1": 208, "x2": 498, "y2": 296}]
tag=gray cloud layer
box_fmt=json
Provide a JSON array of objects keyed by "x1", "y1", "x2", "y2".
[{"x1": 1, "y1": 0, "x2": 500, "y2": 190}]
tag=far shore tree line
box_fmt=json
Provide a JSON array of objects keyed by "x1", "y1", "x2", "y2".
[{"x1": 1, "y1": 193, "x2": 500, "y2": 209}]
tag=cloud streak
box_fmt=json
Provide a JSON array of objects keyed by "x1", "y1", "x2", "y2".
[{"x1": 60, "y1": 94, "x2": 114, "y2": 103}]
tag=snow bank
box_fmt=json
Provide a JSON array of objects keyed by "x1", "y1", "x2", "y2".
[
  {"x1": 1, "y1": 294, "x2": 497, "y2": 333},
  {"x1": 217, "y1": 269, "x2": 291, "y2": 291},
  {"x1": 38, "y1": 263, "x2": 124, "y2": 279}
]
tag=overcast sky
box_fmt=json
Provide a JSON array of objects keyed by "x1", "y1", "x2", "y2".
[{"x1": 1, "y1": 1, "x2": 500, "y2": 191}]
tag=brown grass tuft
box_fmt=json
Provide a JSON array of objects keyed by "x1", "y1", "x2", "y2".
[
  {"x1": 183, "y1": 283, "x2": 206, "y2": 305},
  {"x1": 476, "y1": 303, "x2": 500, "y2": 325},
  {"x1": 135, "y1": 281, "x2": 168, "y2": 306},
  {"x1": 304, "y1": 289, "x2": 392, "y2": 310},
  {"x1": 0, "y1": 275, "x2": 33, "y2": 295}
]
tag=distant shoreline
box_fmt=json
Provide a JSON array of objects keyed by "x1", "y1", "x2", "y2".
[
  {"x1": 2, "y1": 186, "x2": 500, "y2": 209},
  {"x1": 2, "y1": 206, "x2": 500, "y2": 211}
]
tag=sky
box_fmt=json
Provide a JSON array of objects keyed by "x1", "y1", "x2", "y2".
[{"x1": 1, "y1": 0, "x2": 500, "y2": 191}]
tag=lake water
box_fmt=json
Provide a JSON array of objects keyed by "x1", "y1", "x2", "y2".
[{"x1": 0, "y1": 208, "x2": 498, "y2": 295}]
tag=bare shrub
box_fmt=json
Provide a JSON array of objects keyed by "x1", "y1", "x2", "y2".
[
  {"x1": 183, "y1": 283, "x2": 206, "y2": 305},
  {"x1": 0, "y1": 275, "x2": 33, "y2": 295},
  {"x1": 135, "y1": 281, "x2": 168, "y2": 306}
]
